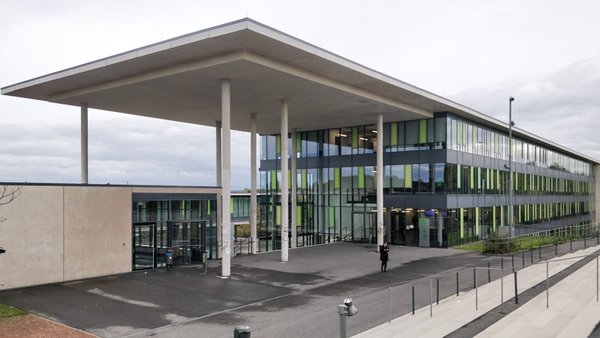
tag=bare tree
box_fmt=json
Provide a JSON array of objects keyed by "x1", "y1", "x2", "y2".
[{"x1": 0, "y1": 185, "x2": 22, "y2": 223}]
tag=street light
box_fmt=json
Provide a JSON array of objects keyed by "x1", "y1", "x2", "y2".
[{"x1": 508, "y1": 97, "x2": 515, "y2": 238}]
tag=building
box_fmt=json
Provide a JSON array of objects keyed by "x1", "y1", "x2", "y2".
[{"x1": 1, "y1": 19, "x2": 598, "y2": 289}]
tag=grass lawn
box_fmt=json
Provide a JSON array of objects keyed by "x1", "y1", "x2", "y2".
[
  {"x1": 457, "y1": 241, "x2": 484, "y2": 253},
  {"x1": 0, "y1": 304, "x2": 26, "y2": 319}
]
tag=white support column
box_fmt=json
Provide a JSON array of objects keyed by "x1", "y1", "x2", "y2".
[
  {"x1": 221, "y1": 79, "x2": 231, "y2": 277},
  {"x1": 291, "y1": 128, "x2": 297, "y2": 249},
  {"x1": 280, "y1": 99, "x2": 289, "y2": 262},
  {"x1": 376, "y1": 113, "x2": 384, "y2": 249},
  {"x1": 216, "y1": 120, "x2": 222, "y2": 259},
  {"x1": 81, "y1": 104, "x2": 88, "y2": 184},
  {"x1": 250, "y1": 113, "x2": 258, "y2": 254}
]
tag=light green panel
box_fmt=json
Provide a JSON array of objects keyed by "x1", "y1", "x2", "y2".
[
  {"x1": 404, "y1": 164, "x2": 412, "y2": 188},
  {"x1": 277, "y1": 205, "x2": 281, "y2": 225},
  {"x1": 500, "y1": 206, "x2": 504, "y2": 226},
  {"x1": 301, "y1": 169, "x2": 307, "y2": 189},
  {"x1": 493, "y1": 169, "x2": 498, "y2": 190},
  {"x1": 297, "y1": 206, "x2": 302, "y2": 225},
  {"x1": 477, "y1": 167, "x2": 481, "y2": 190},
  {"x1": 276, "y1": 135, "x2": 281, "y2": 153},
  {"x1": 390, "y1": 123, "x2": 398, "y2": 146},
  {"x1": 231, "y1": 197, "x2": 234, "y2": 213},
  {"x1": 334, "y1": 167, "x2": 341, "y2": 189},
  {"x1": 470, "y1": 166, "x2": 474, "y2": 189},
  {"x1": 493, "y1": 207, "x2": 497, "y2": 231},
  {"x1": 358, "y1": 166, "x2": 365, "y2": 189},
  {"x1": 460, "y1": 208, "x2": 465, "y2": 238},
  {"x1": 271, "y1": 170, "x2": 277, "y2": 189},
  {"x1": 475, "y1": 207, "x2": 480, "y2": 236},
  {"x1": 207, "y1": 200, "x2": 211, "y2": 216},
  {"x1": 419, "y1": 120, "x2": 427, "y2": 144},
  {"x1": 288, "y1": 169, "x2": 291, "y2": 188}
]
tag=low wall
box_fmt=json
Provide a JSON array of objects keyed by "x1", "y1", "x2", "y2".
[{"x1": 0, "y1": 185, "x2": 132, "y2": 290}]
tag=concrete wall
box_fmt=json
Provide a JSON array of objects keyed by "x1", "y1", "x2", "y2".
[{"x1": 0, "y1": 185, "x2": 132, "y2": 290}]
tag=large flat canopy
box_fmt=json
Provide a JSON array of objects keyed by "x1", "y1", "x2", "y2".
[
  {"x1": 2, "y1": 18, "x2": 464, "y2": 134},
  {"x1": 1, "y1": 19, "x2": 598, "y2": 164}
]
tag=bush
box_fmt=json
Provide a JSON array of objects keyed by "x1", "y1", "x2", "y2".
[{"x1": 484, "y1": 233, "x2": 518, "y2": 254}]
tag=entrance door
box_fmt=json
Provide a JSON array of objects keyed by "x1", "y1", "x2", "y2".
[
  {"x1": 133, "y1": 223, "x2": 156, "y2": 270},
  {"x1": 169, "y1": 221, "x2": 207, "y2": 265}
]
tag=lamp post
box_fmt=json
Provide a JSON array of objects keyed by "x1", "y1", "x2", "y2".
[{"x1": 508, "y1": 97, "x2": 515, "y2": 238}]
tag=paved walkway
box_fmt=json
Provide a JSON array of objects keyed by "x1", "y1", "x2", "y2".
[{"x1": 354, "y1": 245, "x2": 600, "y2": 338}]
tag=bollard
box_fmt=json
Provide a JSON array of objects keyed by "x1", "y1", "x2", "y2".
[
  {"x1": 488, "y1": 262, "x2": 491, "y2": 283},
  {"x1": 597, "y1": 230, "x2": 599, "y2": 245},
  {"x1": 530, "y1": 248, "x2": 533, "y2": 264},
  {"x1": 500, "y1": 273, "x2": 505, "y2": 313},
  {"x1": 388, "y1": 287, "x2": 392, "y2": 324},
  {"x1": 456, "y1": 271, "x2": 459, "y2": 296},
  {"x1": 555, "y1": 242, "x2": 558, "y2": 256},
  {"x1": 436, "y1": 278, "x2": 440, "y2": 305},
  {"x1": 546, "y1": 261, "x2": 549, "y2": 308},
  {"x1": 337, "y1": 305, "x2": 347, "y2": 338},
  {"x1": 412, "y1": 285, "x2": 415, "y2": 315},
  {"x1": 514, "y1": 271, "x2": 519, "y2": 304},
  {"x1": 501, "y1": 257, "x2": 504, "y2": 270},
  {"x1": 473, "y1": 267, "x2": 476, "y2": 289},
  {"x1": 511, "y1": 254, "x2": 515, "y2": 270},
  {"x1": 584, "y1": 236, "x2": 587, "y2": 248},
  {"x1": 538, "y1": 246, "x2": 541, "y2": 260},
  {"x1": 522, "y1": 251, "x2": 525, "y2": 267},
  {"x1": 430, "y1": 279, "x2": 433, "y2": 318},
  {"x1": 475, "y1": 269, "x2": 478, "y2": 311},
  {"x1": 570, "y1": 238, "x2": 573, "y2": 251}
]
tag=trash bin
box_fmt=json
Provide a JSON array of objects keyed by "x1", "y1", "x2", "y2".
[
  {"x1": 233, "y1": 325, "x2": 251, "y2": 338},
  {"x1": 166, "y1": 249, "x2": 174, "y2": 267}
]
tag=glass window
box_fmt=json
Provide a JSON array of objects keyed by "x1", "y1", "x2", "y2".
[
  {"x1": 435, "y1": 117, "x2": 446, "y2": 149},
  {"x1": 406, "y1": 120, "x2": 418, "y2": 151}
]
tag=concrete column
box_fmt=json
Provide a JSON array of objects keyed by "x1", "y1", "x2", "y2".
[
  {"x1": 221, "y1": 79, "x2": 231, "y2": 277},
  {"x1": 250, "y1": 113, "x2": 258, "y2": 254},
  {"x1": 376, "y1": 113, "x2": 384, "y2": 249},
  {"x1": 216, "y1": 120, "x2": 222, "y2": 259},
  {"x1": 81, "y1": 104, "x2": 88, "y2": 184},
  {"x1": 280, "y1": 99, "x2": 289, "y2": 262},
  {"x1": 291, "y1": 128, "x2": 297, "y2": 248}
]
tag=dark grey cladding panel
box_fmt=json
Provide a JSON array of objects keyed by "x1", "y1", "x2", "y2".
[
  {"x1": 384, "y1": 193, "x2": 447, "y2": 209},
  {"x1": 132, "y1": 193, "x2": 217, "y2": 202}
]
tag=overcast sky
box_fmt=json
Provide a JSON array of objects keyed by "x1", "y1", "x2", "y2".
[{"x1": 1, "y1": 0, "x2": 599, "y2": 190}]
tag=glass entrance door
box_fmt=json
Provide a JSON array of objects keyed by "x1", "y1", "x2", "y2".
[
  {"x1": 169, "y1": 221, "x2": 207, "y2": 265},
  {"x1": 133, "y1": 223, "x2": 156, "y2": 270}
]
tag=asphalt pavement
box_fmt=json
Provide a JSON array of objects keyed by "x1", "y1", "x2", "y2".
[{"x1": 0, "y1": 239, "x2": 597, "y2": 337}]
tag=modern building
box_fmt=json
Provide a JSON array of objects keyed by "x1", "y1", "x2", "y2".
[{"x1": 1, "y1": 19, "x2": 598, "y2": 290}]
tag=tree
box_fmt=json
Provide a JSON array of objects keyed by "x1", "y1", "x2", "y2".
[
  {"x1": 0, "y1": 185, "x2": 22, "y2": 223},
  {"x1": 0, "y1": 185, "x2": 21, "y2": 254}
]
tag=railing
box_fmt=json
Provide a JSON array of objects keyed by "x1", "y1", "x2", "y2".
[
  {"x1": 484, "y1": 222, "x2": 600, "y2": 254},
  {"x1": 233, "y1": 237, "x2": 255, "y2": 256},
  {"x1": 344, "y1": 236, "x2": 600, "y2": 336}
]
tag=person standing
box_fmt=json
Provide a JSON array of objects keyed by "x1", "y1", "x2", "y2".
[{"x1": 379, "y1": 241, "x2": 390, "y2": 272}]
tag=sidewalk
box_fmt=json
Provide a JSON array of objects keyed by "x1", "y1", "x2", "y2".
[{"x1": 354, "y1": 245, "x2": 600, "y2": 338}]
